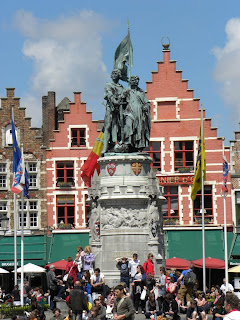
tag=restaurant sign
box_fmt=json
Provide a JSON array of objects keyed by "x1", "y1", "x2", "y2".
[{"x1": 158, "y1": 175, "x2": 194, "y2": 185}]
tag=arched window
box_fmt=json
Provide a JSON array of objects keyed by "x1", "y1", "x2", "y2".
[{"x1": 5, "y1": 124, "x2": 18, "y2": 146}]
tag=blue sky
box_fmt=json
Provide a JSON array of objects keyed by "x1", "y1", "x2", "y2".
[{"x1": 0, "y1": 0, "x2": 240, "y2": 144}]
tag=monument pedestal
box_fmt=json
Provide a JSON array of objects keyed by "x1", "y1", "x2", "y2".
[{"x1": 88, "y1": 153, "x2": 165, "y2": 286}]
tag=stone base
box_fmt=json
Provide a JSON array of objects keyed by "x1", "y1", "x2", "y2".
[{"x1": 89, "y1": 154, "x2": 165, "y2": 287}]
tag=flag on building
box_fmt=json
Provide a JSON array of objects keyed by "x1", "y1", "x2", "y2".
[
  {"x1": 80, "y1": 132, "x2": 104, "y2": 187},
  {"x1": 12, "y1": 120, "x2": 21, "y2": 173},
  {"x1": 11, "y1": 157, "x2": 24, "y2": 194},
  {"x1": 222, "y1": 155, "x2": 229, "y2": 195},
  {"x1": 20, "y1": 152, "x2": 30, "y2": 199},
  {"x1": 191, "y1": 121, "x2": 206, "y2": 200},
  {"x1": 114, "y1": 25, "x2": 133, "y2": 82}
]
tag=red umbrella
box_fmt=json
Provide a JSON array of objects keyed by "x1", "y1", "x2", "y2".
[
  {"x1": 192, "y1": 257, "x2": 225, "y2": 269},
  {"x1": 166, "y1": 257, "x2": 191, "y2": 269},
  {"x1": 45, "y1": 259, "x2": 68, "y2": 270}
]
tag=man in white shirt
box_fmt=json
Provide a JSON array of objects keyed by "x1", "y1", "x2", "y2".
[
  {"x1": 220, "y1": 278, "x2": 234, "y2": 295},
  {"x1": 90, "y1": 268, "x2": 105, "y2": 298},
  {"x1": 128, "y1": 253, "x2": 140, "y2": 279},
  {"x1": 224, "y1": 293, "x2": 240, "y2": 319}
]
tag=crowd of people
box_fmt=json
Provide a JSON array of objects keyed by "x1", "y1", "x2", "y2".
[{"x1": 4, "y1": 247, "x2": 240, "y2": 320}]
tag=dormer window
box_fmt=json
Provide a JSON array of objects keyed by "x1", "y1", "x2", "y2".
[{"x1": 5, "y1": 124, "x2": 18, "y2": 146}]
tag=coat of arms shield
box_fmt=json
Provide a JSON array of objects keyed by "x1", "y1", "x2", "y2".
[
  {"x1": 107, "y1": 163, "x2": 116, "y2": 176},
  {"x1": 131, "y1": 162, "x2": 142, "y2": 176}
]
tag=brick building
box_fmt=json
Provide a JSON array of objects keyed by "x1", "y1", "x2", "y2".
[
  {"x1": 145, "y1": 46, "x2": 232, "y2": 264},
  {"x1": 0, "y1": 88, "x2": 48, "y2": 275}
]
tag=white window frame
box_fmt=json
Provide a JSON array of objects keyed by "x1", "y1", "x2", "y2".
[
  {"x1": 18, "y1": 200, "x2": 38, "y2": 229},
  {"x1": 26, "y1": 162, "x2": 38, "y2": 189},
  {"x1": 0, "y1": 163, "x2": 7, "y2": 189},
  {"x1": 0, "y1": 201, "x2": 8, "y2": 229}
]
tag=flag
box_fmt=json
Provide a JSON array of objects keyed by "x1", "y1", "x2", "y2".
[
  {"x1": 114, "y1": 27, "x2": 133, "y2": 82},
  {"x1": 80, "y1": 132, "x2": 104, "y2": 187},
  {"x1": 191, "y1": 121, "x2": 206, "y2": 200},
  {"x1": 11, "y1": 157, "x2": 24, "y2": 194},
  {"x1": 12, "y1": 120, "x2": 21, "y2": 173},
  {"x1": 222, "y1": 155, "x2": 229, "y2": 195},
  {"x1": 21, "y1": 153, "x2": 30, "y2": 199}
]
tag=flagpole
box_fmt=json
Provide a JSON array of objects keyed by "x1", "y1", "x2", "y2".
[
  {"x1": 201, "y1": 105, "x2": 206, "y2": 293},
  {"x1": 12, "y1": 105, "x2": 18, "y2": 286},
  {"x1": 127, "y1": 20, "x2": 131, "y2": 81},
  {"x1": 20, "y1": 145, "x2": 24, "y2": 306},
  {"x1": 222, "y1": 138, "x2": 229, "y2": 289}
]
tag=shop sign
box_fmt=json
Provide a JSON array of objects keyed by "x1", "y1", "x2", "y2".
[
  {"x1": 1, "y1": 262, "x2": 18, "y2": 267},
  {"x1": 158, "y1": 175, "x2": 194, "y2": 185}
]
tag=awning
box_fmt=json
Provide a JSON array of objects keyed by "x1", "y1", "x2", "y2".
[
  {"x1": 0, "y1": 267, "x2": 9, "y2": 274},
  {"x1": 0, "y1": 235, "x2": 47, "y2": 267},
  {"x1": 47, "y1": 232, "x2": 89, "y2": 263},
  {"x1": 165, "y1": 230, "x2": 226, "y2": 260},
  {"x1": 166, "y1": 257, "x2": 190, "y2": 269},
  {"x1": 45, "y1": 259, "x2": 68, "y2": 270},
  {"x1": 192, "y1": 257, "x2": 225, "y2": 269},
  {"x1": 14, "y1": 263, "x2": 46, "y2": 273},
  {"x1": 228, "y1": 265, "x2": 240, "y2": 273}
]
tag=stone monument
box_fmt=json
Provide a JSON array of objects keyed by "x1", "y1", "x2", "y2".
[{"x1": 88, "y1": 48, "x2": 165, "y2": 285}]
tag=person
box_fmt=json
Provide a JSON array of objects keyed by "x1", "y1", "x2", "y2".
[
  {"x1": 212, "y1": 288, "x2": 225, "y2": 308},
  {"x1": 11, "y1": 285, "x2": 20, "y2": 306},
  {"x1": 91, "y1": 268, "x2": 105, "y2": 299},
  {"x1": 30, "y1": 296, "x2": 46, "y2": 320},
  {"x1": 115, "y1": 257, "x2": 130, "y2": 288},
  {"x1": 75, "y1": 253, "x2": 83, "y2": 281},
  {"x1": 107, "y1": 288, "x2": 117, "y2": 307},
  {"x1": 166, "y1": 276, "x2": 177, "y2": 299},
  {"x1": 220, "y1": 279, "x2": 234, "y2": 295},
  {"x1": 65, "y1": 257, "x2": 78, "y2": 283},
  {"x1": 157, "y1": 266, "x2": 166, "y2": 310},
  {"x1": 80, "y1": 279, "x2": 92, "y2": 304},
  {"x1": 162, "y1": 293, "x2": 179, "y2": 320},
  {"x1": 24, "y1": 281, "x2": 31, "y2": 305},
  {"x1": 68, "y1": 281, "x2": 89, "y2": 320},
  {"x1": 143, "y1": 253, "x2": 155, "y2": 277},
  {"x1": 121, "y1": 75, "x2": 151, "y2": 152},
  {"x1": 144, "y1": 293, "x2": 161, "y2": 319},
  {"x1": 64, "y1": 309, "x2": 73, "y2": 320},
  {"x1": 83, "y1": 270, "x2": 91, "y2": 284},
  {"x1": 212, "y1": 300, "x2": 226, "y2": 320},
  {"x1": 131, "y1": 265, "x2": 146, "y2": 314},
  {"x1": 50, "y1": 308, "x2": 65, "y2": 320},
  {"x1": 47, "y1": 265, "x2": 61, "y2": 310},
  {"x1": 145, "y1": 272, "x2": 156, "y2": 297},
  {"x1": 177, "y1": 263, "x2": 196, "y2": 308},
  {"x1": 102, "y1": 69, "x2": 124, "y2": 154},
  {"x1": 88, "y1": 307, "x2": 100, "y2": 320},
  {"x1": 224, "y1": 293, "x2": 240, "y2": 319},
  {"x1": 113, "y1": 284, "x2": 135, "y2": 320},
  {"x1": 186, "y1": 300, "x2": 205, "y2": 320},
  {"x1": 93, "y1": 297, "x2": 106, "y2": 320},
  {"x1": 195, "y1": 291, "x2": 211, "y2": 313},
  {"x1": 129, "y1": 253, "x2": 140, "y2": 281},
  {"x1": 83, "y1": 246, "x2": 95, "y2": 273}
]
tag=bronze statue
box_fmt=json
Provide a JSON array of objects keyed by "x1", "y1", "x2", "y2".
[{"x1": 102, "y1": 69, "x2": 124, "y2": 154}]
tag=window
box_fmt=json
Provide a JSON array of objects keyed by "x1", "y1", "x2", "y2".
[
  {"x1": 0, "y1": 164, "x2": 7, "y2": 188},
  {"x1": 143, "y1": 142, "x2": 161, "y2": 170},
  {"x1": 27, "y1": 163, "x2": 37, "y2": 188},
  {"x1": 193, "y1": 185, "x2": 213, "y2": 224},
  {"x1": 71, "y1": 128, "x2": 86, "y2": 147},
  {"x1": 174, "y1": 141, "x2": 194, "y2": 172},
  {"x1": 162, "y1": 186, "x2": 179, "y2": 225},
  {"x1": 18, "y1": 201, "x2": 38, "y2": 228},
  {"x1": 235, "y1": 192, "x2": 240, "y2": 227},
  {"x1": 57, "y1": 195, "x2": 75, "y2": 225},
  {"x1": 56, "y1": 161, "x2": 74, "y2": 187},
  {"x1": 0, "y1": 201, "x2": 8, "y2": 229}
]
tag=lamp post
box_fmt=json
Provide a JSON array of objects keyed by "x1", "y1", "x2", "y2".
[{"x1": 0, "y1": 215, "x2": 9, "y2": 234}]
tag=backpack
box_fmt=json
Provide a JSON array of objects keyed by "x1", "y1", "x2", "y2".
[{"x1": 184, "y1": 270, "x2": 196, "y2": 287}]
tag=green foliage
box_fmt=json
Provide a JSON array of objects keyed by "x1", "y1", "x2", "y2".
[{"x1": 0, "y1": 304, "x2": 49, "y2": 317}]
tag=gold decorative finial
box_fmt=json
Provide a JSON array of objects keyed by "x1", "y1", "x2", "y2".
[{"x1": 161, "y1": 36, "x2": 170, "y2": 50}]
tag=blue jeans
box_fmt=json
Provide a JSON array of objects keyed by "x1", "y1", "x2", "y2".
[{"x1": 72, "y1": 311, "x2": 82, "y2": 320}]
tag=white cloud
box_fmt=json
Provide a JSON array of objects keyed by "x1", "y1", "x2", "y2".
[
  {"x1": 212, "y1": 18, "x2": 240, "y2": 116},
  {"x1": 13, "y1": 9, "x2": 111, "y2": 126}
]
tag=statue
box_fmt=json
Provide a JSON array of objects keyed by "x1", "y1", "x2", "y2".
[
  {"x1": 101, "y1": 69, "x2": 124, "y2": 154},
  {"x1": 148, "y1": 200, "x2": 159, "y2": 240},
  {"x1": 89, "y1": 201, "x2": 100, "y2": 241},
  {"x1": 121, "y1": 75, "x2": 151, "y2": 152}
]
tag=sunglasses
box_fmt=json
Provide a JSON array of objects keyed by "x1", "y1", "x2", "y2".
[{"x1": 167, "y1": 278, "x2": 171, "y2": 280}]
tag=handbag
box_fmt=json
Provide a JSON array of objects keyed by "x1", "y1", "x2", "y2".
[
  {"x1": 63, "y1": 265, "x2": 74, "y2": 282},
  {"x1": 140, "y1": 288, "x2": 147, "y2": 300}
]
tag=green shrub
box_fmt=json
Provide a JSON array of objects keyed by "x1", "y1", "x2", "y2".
[{"x1": 0, "y1": 304, "x2": 49, "y2": 318}]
